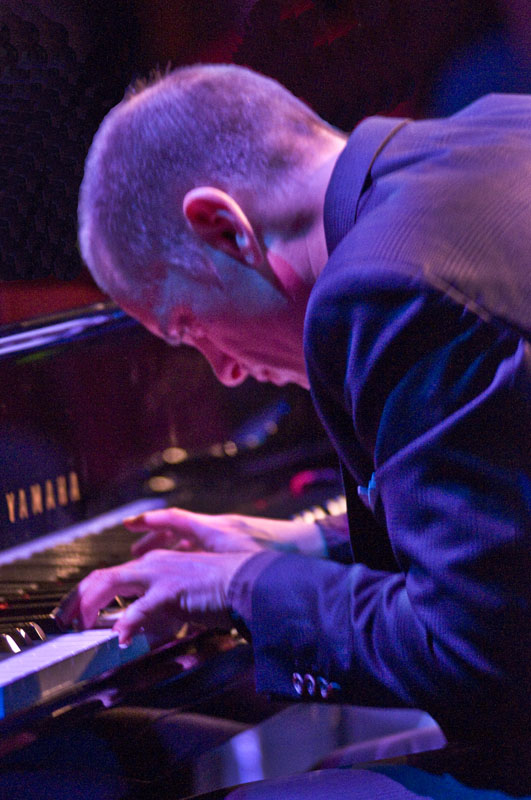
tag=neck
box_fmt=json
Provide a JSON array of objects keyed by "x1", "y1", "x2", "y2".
[{"x1": 262, "y1": 133, "x2": 346, "y2": 296}]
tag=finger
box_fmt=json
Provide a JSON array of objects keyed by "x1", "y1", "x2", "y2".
[
  {"x1": 131, "y1": 529, "x2": 175, "y2": 557},
  {"x1": 76, "y1": 567, "x2": 147, "y2": 630},
  {"x1": 124, "y1": 508, "x2": 200, "y2": 535},
  {"x1": 54, "y1": 584, "x2": 82, "y2": 629},
  {"x1": 113, "y1": 599, "x2": 147, "y2": 647},
  {"x1": 113, "y1": 589, "x2": 173, "y2": 647},
  {"x1": 175, "y1": 538, "x2": 195, "y2": 551},
  {"x1": 56, "y1": 566, "x2": 113, "y2": 628}
]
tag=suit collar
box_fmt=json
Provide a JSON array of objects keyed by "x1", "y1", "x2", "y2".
[{"x1": 324, "y1": 116, "x2": 410, "y2": 256}]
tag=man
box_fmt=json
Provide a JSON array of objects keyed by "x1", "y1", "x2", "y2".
[{"x1": 59, "y1": 65, "x2": 530, "y2": 796}]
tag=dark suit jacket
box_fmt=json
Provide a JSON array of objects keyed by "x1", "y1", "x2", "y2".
[{"x1": 229, "y1": 94, "x2": 531, "y2": 742}]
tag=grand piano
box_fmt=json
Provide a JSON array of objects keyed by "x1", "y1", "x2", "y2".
[
  {"x1": 0, "y1": 304, "x2": 524, "y2": 800},
  {"x1": 0, "y1": 301, "x2": 351, "y2": 793}
]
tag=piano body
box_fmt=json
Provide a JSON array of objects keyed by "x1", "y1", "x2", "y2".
[{"x1": 0, "y1": 301, "x2": 349, "y2": 787}]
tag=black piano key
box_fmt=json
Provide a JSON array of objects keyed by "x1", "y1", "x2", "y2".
[
  {"x1": 0, "y1": 632, "x2": 22, "y2": 654},
  {"x1": 0, "y1": 592, "x2": 65, "y2": 605},
  {"x1": 0, "y1": 601, "x2": 66, "y2": 617},
  {"x1": 9, "y1": 628, "x2": 36, "y2": 649},
  {"x1": 0, "y1": 613, "x2": 63, "y2": 634},
  {"x1": 0, "y1": 566, "x2": 82, "y2": 582},
  {"x1": 15, "y1": 622, "x2": 46, "y2": 642}
]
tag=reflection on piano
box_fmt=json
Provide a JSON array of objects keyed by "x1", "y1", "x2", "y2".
[{"x1": 0, "y1": 303, "x2": 343, "y2": 733}]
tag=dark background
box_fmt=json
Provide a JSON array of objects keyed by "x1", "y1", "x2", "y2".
[{"x1": 1, "y1": 0, "x2": 529, "y2": 320}]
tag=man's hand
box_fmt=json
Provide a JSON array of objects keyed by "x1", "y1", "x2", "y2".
[
  {"x1": 56, "y1": 549, "x2": 254, "y2": 647},
  {"x1": 126, "y1": 508, "x2": 326, "y2": 558}
]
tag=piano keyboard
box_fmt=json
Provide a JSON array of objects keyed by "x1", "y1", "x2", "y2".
[
  {"x1": 0, "y1": 629, "x2": 148, "y2": 719},
  {"x1": 0, "y1": 499, "x2": 163, "y2": 719},
  {"x1": 0, "y1": 492, "x2": 347, "y2": 721},
  {"x1": 0, "y1": 499, "x2": 165, "y2": 569}
]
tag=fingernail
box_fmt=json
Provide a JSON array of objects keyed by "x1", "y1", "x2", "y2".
[
  {"x1": 118, "y1": 640, "x2": 131, "y2": 649},
  {"x1": 51, "y1": 607, "x2": 67, "y2": 632}
]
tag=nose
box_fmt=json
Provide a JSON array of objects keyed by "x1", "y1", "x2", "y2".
[
  {"x1": 217, "y1": 361, "x2": 249, "y2": 387},
  {"x1": 194, "y1": 340, "x2": 249, "y2": 387}
]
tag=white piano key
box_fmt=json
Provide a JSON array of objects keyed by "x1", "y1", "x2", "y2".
[
  {"x1": 0, "y1": 629, "x2": 149, "y2": 719},
  {"x1": 0, "y1": 498, "x2": 166, "y2": 567},
  {"x1": 0, "y1": 500, "x2": 160, "y2": 720}
]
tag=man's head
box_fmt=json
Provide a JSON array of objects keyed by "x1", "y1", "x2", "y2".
[{"x1": 79, "y1": 64, "x2": 345, "y2": 386}]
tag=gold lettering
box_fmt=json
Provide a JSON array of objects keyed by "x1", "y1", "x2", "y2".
[
  {"x1": 56, "y1": 475, "x2": 68, "y2": 506},
  {"x1": 4, "y1": 473, "x2": 81, "y2": 523},
  {"x1": 18, "y1": 489, "x2": 29, "y2": 520},
  {"x1": 45, "y1": 479, "x2": 56, "y2": 510},
  {"x1": 5, "y1": 493, "x2": 16, "y2": 523},
  {"x1": 30, "y1": 484, "x2": 44, "y2": 515},
  {"x1": 69, "y1": 471, "x2": 81, "y2": 502}
]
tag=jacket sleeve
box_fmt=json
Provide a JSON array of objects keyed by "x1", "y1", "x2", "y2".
[
  {"x1": 315, "y1": 512, "x2": 353, "y2": 564},
  {"x1": 231, "y1": 283, "x2": 531, "y2": 742}
]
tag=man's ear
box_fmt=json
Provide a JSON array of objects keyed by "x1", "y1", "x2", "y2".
[{"x1": 183, "y1": 187, "x2": 263, "y2": 268}]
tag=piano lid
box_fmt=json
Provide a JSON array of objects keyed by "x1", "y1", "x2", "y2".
[{"x1": 0, "y1": 303, "x2": 328, "y2": 544}]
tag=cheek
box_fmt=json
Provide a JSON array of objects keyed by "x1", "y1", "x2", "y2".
[
  {"x1": 216, "y1": 259, "x2": 288, "y2": 319},
  {"x1": 268, "y1": 252, "x2": 306, "y2": 301}
]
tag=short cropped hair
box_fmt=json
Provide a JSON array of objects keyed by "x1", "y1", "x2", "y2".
[{"x1": 78, "y1": 64, "x2": 332, "y2": 300}]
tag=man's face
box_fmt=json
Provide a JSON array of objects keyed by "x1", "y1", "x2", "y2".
[
  {"x1": 116, "y1": 266, "x2": 309, "y2": 390},
  {"x1": 173, "y1": 315, "x2": 308, "y2": 388}
]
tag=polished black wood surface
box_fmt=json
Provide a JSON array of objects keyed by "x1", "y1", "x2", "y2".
[{"x1": 0, "y1": 302, "x2": 334, "y2": 542}]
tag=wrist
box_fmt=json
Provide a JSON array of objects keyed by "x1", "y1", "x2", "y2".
[
  {"x1": 297, "y1": 521, "x2": 327, "y2": 557},
  {"x1": 227, "y1": 550, "x2": 282, "y2": 632}
]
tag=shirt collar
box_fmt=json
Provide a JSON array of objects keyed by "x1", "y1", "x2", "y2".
[{"x1": 324, "y1": 116, "x2": 410, "y2": 255}]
